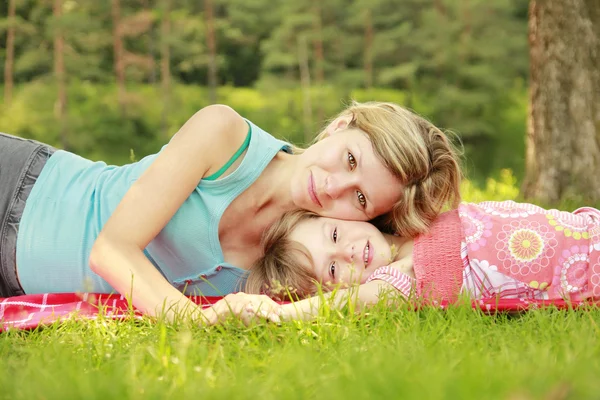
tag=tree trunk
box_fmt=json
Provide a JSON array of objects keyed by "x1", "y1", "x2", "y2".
[
  {"x1": 141, "y1": 0, "x2": 157, "y2": 84},
  {"x1": 53, "y1": 0, "x2": 68, "y2": 150},
  {"x1": 205, "y1": 0, "x2": 218, "y2": 104},
  {"x1": 363, "y1": 8, "x2": 373, "y2": 89},
  {"x1": 434, "y1": 0, "x2": 447, "y2": 16},
  {"x1": 4, "y1": 0, "x2": 16, "y2": 107},
  {"x1": 111, "y1": 0, "x2": 126, "y2": 112},
  {"x1": 298, "y1": 35, "x2": 313, "y2": 143},
  {"x1": 160, "y1": 0, "x2": 171, "y2": 135},
  {"x1": 522, "y1": 0, "x2": 600, "y2": 203},
  {"x1": 460, "y1": 0, "x2": 471, "y2": 62},
  {"x1": 312, "y1": 1, "x2": 324, "y2": 124},
  {"x1": 312, "y1": 1, "x2": 324, "y2": 85}
]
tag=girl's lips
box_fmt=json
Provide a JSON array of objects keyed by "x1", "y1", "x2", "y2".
[
  {"x1": 363, "y1": 241, "x2": 373, "y2": 267},
  {"x1": 308, "y1": 173, "x2": 322, "y2": 208}
]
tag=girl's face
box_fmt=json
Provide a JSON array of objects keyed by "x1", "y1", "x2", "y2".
[
  {"x1": 290, "y1": 127, "x2": 403, "y2": 222},
  {"x1": 289, "y1": 217, "x2": 394, "y2": 286}
]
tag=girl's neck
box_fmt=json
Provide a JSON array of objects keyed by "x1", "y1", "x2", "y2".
[{"x1": 383, "y1": 233, "x2": 414, "y2": 262}]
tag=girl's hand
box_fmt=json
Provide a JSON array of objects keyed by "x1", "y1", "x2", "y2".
[{"x1": 201, "y1": 293, "x2": 283, "y2": 326}]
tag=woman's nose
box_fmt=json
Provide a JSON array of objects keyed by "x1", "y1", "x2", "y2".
[{"x1": 325, "y1": 175, "x2": 348, "y2": 199}]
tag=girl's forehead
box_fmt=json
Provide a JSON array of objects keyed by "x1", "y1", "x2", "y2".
[{"x1": 292, "y1": 218, "x2": 322, "y2": 238}]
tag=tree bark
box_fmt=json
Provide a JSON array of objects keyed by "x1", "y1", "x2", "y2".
[
  {"x1": 111, "y1": 0, "x2": 126, "y2": 112},
  {"x1": 53, "y1": 0, "x2": 68, "y2": 150},
  {"x1": 205, "y1": 0, "x2": 218, "y2": 104},
  {"x1": 522, "y1": 0, "x2": 600, "y2": 203},
  {"x1": 4, "y1": 0, "x2": 16, "y2": 107}
]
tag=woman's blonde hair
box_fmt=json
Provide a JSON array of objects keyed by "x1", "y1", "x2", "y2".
[
  {"x1": 315, "y1": 101, "x2": 463, "y2": 237},
  {"x1": 245, "y1": 210, "x2": 321, "y2": 300}
]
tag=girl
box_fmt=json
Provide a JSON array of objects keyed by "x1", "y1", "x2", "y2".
[
  {"x1": 0, "y1": 101, "x2": 462, "y2": 321},
  {"x1": 209, "y1": 200, "x2": 600, "y2": 323}
]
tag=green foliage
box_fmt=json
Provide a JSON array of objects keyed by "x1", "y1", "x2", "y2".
[
  {"x1": 0, "y1": 81, "x2": 528, "y2": 185},
  {"x1": 461, "y1": 169, "x2": 520, "y2": 203},
  {"x1": 0, "y1": 0, "x2": 529, "y2": 183}
]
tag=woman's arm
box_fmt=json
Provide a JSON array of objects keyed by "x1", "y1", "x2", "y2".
[{"x1": 89, "y1": 105, "x2": 249, "y2": 322}]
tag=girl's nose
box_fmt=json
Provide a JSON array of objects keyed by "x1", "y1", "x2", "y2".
[{"x1": 342, "y1": 244, "x2": 355, "y2": 263}]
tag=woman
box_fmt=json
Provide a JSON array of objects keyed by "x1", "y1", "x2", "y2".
[{"x1": 0, "y1": 101, "x2": 461, "y2": 321}]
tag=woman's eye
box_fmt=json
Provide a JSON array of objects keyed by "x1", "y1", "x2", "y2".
[
  {"x1": 332, "y1": 227, "x2": 338, "y2": 243},
  {"x1": 329, "y1": 263, "x2": 336, "y2": 278},
  {"x1": 357, "y1": 191, "x2": 366, "y2": 207},
  {"x1": 347, "y1": 152, "x2": 357, "y2": 170}
]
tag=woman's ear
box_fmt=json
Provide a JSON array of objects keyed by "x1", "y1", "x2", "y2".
[{"x1": 324, "y1": 114, "x2": 353, "y2": 136}]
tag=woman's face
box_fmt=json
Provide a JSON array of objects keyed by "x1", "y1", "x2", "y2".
[
  {"x1": 290, "y1": 127, "x2": 403, "y2": 221},
  {"x1": 289, "y1": 217, "x2": 394, "y2": 286}
]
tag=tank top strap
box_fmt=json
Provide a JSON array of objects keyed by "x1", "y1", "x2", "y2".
[{"x1": 204, "y1": 122, "x2": 252, "y2": 181}]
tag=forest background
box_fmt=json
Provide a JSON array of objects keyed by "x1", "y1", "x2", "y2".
[{"x1": 0, "y1": 0, "x2": 530, "y2": 187}]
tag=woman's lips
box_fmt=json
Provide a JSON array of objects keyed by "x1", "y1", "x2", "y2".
[{"x1": 308, "y1": 173, "x2": 323, "y2": 208}]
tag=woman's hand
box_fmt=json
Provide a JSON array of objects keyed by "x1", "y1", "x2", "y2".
[{"x1": 201, "y1": 293, "x2": 283, "y2": 326}]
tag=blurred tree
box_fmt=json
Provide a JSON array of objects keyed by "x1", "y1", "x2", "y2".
[
  {"x1": 204, "y1": 0, "x2": 217, "y2": 103},
  {"x1": 522, "y1": 0, "x2": 600, "y2": 203},
  {"x1": 111, "y1": 0, "x2": 154, "y2": 111},
  {"x1": 52, "y1": 0, "x2": 68, "y2": 149},
  {"x1": 3, "y1": 0, "x2": 16, "y2": 106},
  {"x1": 160, "y1": 0, "x2": 171, "y2": 131},
  {"x1": 111, "y1": 0, "x2": 126, "y2": 109},
  {"x1": 0, "y1": 0, "x2": 533, "y2": 183},
  {"x1": 412, "y1": 0, "x2": 528, "y2": 180}
]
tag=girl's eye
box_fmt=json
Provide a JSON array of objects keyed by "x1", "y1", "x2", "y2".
[
  {"x1": 332, "y1": 227, "x2": 338, "y2": 243},
  {"x1": 329, "y1": 262, "x2": 336, "y2": 278},
  {"x1": 357, "y1": 191, "x2": 366, "y2": 207},
  {"x1": 347, "y1": 152, "x2": 357, "y2": 170}
]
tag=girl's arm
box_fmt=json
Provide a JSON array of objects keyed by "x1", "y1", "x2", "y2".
[
  {"x1": 199, "y1": 281, "x2": 397, "y2": 325},
  {"x1": 89, "y1": 105, "x2": 249, "y2": 322},
  {"x1": 279, "y1": 280, "x2": 395, "y2": 322},
  {"x1": 280, "y1": 260, "x2": 415, "y2": 322}
]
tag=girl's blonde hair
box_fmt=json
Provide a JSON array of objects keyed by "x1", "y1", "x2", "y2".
[
  {"x1": 245, "y1": 210, "x2": 321, "y2": 300},
  {"x1": 316, "y1": 101, "x2": 463, "y2": 237}
]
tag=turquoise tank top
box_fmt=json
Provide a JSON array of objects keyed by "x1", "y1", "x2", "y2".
[{"x1": 16, "y1": 119, "x2": 290, "y2": 296}]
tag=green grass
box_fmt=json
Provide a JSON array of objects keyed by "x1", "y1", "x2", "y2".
[{"x1": 2, "y1": 303, "x2": 600, "y2": 400}]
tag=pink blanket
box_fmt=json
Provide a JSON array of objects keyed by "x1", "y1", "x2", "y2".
[{"x1": 0, "y1": 293, "x2": 595, "y2": 331}]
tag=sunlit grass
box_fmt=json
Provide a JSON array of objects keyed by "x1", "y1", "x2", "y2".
[{"x1": 1, "y1": 303, "x2": 600, "y2": 399}]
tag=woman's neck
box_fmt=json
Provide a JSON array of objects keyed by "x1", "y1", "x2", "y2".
[{"x1": 247, "y1": 151, "x2": 298, "y2": 215}]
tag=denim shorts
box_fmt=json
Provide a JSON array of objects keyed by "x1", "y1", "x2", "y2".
[{"x1": 0, "y1": 132, "x2": 55, "y2": 297}]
